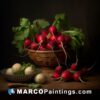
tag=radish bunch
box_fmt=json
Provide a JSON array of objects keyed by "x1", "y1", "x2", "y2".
[
  {"x1": 51, "y1": 64, "x2": 84, "y2": 82},
  {"x1": 52, "y1": 60, "x2": 96, "y2": 83},
  {"x1": 24, "y1": 26, "x2": 71, "y2": 51}
]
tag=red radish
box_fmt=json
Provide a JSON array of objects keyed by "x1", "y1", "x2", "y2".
[
  {"x1": 52, "y1": 72, "x2": 60, "y2": 79},
  {"x1": 36, "y1": 35, "x2": 43, "y2": 43},
  {"x1": 46, "y1": 43, "x2": 52, "y2": 50},
  {"x1": 55, "y1": 66, "x2": 62, "y2": 74},
  {"x1": 49, "y1": 35, "x2": 56, "y2": 42},
  {"x1": 40, "y1": 30, "x2": 48, "y2": 39},
  {"x1": 73, "y1": 71, "x2": 81, "y2": 81},
  {"x1": 46, "y1": 41, "x2": 54, "y2": 50},
  {"x1": 24, "y1": 39, "x2": 31, "y2": 47},
  {"x1": 57, "y1": 43, "x2": 62, "y2": 49},
  {"x1": 38, "y1": 45, "x2": 45, "y2": 51},
  {"x1": 30, "y1": 42, "x2": 38, "y2": 50},
  {"x1": 57, "y1": 35, "x2": 64, "y2": 43},
  {"x1": 61, "y1": 70, "x2": 72, "y2": 81},
  {"x1": 70, "y1": 63, "x2": 77, "y2": 70},
  {"x1": 49, "y1": 26, "x2": 57, "y2": 35},
  {"x1": 70, "y1": 54, "x2": 78, "y2": 70},
  {"x1": 73, "y1": 71, "x2": 85, "y2": 83}
]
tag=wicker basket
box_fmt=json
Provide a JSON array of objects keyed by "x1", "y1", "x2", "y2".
[{"x1": 26, "y1": 49, "x2": 66, "y2": 67}]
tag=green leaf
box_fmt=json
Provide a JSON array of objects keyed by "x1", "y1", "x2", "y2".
[
  {"x1": 62, "y1": 27, "x2": 85, "y2": 49},
  {"x1": 31, "y1": 24, "x2": 40, "y2": 33},
  {"x1": 33, "y1": 19, "x2": 50, "y2": 29},
  {"x1": 52, "y1": 13, "x2": 69, "y2": 31},
  {"x1": 55, "y1": 13, "x2": 65, "y2": 20},
  {"x1": 28, "y1": 83, "x2": 41, "y2": 89},
  {"x1": 20, "y1": 18, "x2": 30, "y2": 27},
  {"x1": 13, "y1": 28, "x2": 29, "y2": 41},
  {"x1": 15, "y1": 40, "x2": 24, "y2": 53}
]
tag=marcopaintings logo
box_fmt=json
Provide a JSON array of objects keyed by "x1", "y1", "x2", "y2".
[{"x1": 7, "y1": 88, "x2": 15, "y2": 95}]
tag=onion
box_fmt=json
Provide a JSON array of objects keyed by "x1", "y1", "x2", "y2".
[
  {"x1": 12, "y1": 63, "x2": 21, "y2": 73},
  {"x1": 6, "y1": 68, "x2": 13, "y2": 75},
  {"x1": 35, "y1": 73, "x2": 46, "y2": 84},
  {"x1": 24, "y1": 66, "x2": 34, "y2": 75}
]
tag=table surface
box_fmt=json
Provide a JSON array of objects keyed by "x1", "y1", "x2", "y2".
[{"x1": 0, "y1": 68, "x2": 100, "y2": 92}]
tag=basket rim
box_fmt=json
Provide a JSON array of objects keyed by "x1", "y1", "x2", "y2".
[{"x1": 25, "y1": 48, "x2": 63, "y2": 53}]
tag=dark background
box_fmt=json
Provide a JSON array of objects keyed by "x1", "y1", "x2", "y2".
[{"x1": 1, "y1": 0, "x2": 100, "y2": 72}]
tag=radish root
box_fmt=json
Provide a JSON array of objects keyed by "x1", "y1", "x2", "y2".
[
  {"x1": 79, "y1": 77, "x2": 86, "y2": 83},
  {"x1": 61, "y1": 42, "x2": 68, "y2": 67}
]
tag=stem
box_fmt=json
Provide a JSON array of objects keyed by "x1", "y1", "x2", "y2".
[
  {"x1": 61, "y1": 42, "x2": 68, "y2": 67},
  {"x1": 87, "y1": 62, "x2": 96, "y2": 71},
  {"x1": 49, "y1": 34, "x2": 61, "y2": 66},
  {"x1": 19, "y1": 45, "x2": 30, "y2": 58},
  {"x1": 18, "y1": 53, "x2": 28, "y2": 57},
  {"x1": 36, "y1": 41, "x2": 42, "y2": 52},
  {"x1": 52, "y1": 19, "x2": 57, "y2": 26},
  {"x1": 79, "y1": 77, "x2": 86, "y2": 83},
  {"x1": 75, "y1": 51, "x2": 78, "y2": 65},
  {"x1": 7, "y1": 83, "x2": 28, "y2": 88},
  {"x1": 59, "y1": 77, "x2": 63, "y2": 81},
  {"x1": 34, "y1": 41, "x2": 42, "y2": 57},
  {"x1": 51, "y1": 47, "x2": 61, "y2": 66}
]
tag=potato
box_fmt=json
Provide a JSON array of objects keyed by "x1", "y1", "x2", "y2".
[
  {"x1": 12, "y1": 63, "x2": 21, "y2": 73},
  {"x1": 6, "y1": 68, "x2": 13, "y2": 75}
]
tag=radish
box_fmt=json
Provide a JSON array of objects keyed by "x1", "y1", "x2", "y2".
[
  {"x1": 24, "y1": 39, "x2": 31, "y2": 48},
  {"x1": 73, "y1": 71, "x2": 80, "y2": 81},
  {"x1": 30, "y1": 42, "x2": 38, "y2": 50},
  {"x1": 49, "y1": 25, "x2": 57, "y2": 35},
  {"x1": 49, "y1": 35, "x2": 56, "y2": 42},
  {"x1": 57, "y1": 43, "x2": 62, "y2": 49},
  {"x1": 40, "y1": 30, "x2": 48, "y2": 38},
  {"x1": 38, "y1": 45, "x2": 45, "y2": 51},
  {"x1": 36, "y1": 35, "x2": 43, "y2": 43},
  {"x1": 52, "y1": 72, "x2": 60, "y2": 79},
  {"x1": 55, "y1": 66, "x2": 62, "y2": 74},
  {"x1": 70, "y1": 63, "x2": 77, "y2": 70},
  {"x1": 70, "y1": 54, "x2": 78, "y2": 70},
  {"x1": 35, "y1": 34, "x2": 47, "y2": 51},
  {"x1": 57, "y1": 35, "x2": 64, "y2": 43},
  {"x1": 61, "y1": 70, "x2": 72, "y2": 81},
  {"x1": 73, "y1": 71, "x2": 85, "y2": 83},
  {"x1": 46, "y1": 41, "x2": 54, "y2": 50},
  {"x1": 40, "y1": 30, "x2": 48, "y2": 42}
]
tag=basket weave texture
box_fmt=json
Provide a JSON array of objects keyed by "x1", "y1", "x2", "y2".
[{"x1": 27, "y1": 49, "x2": 66, "y2": 67}]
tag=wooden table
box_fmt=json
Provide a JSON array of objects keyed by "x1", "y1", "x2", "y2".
[{"x1": 0, "y1": 68, "x2": 100, "y2": 92}]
